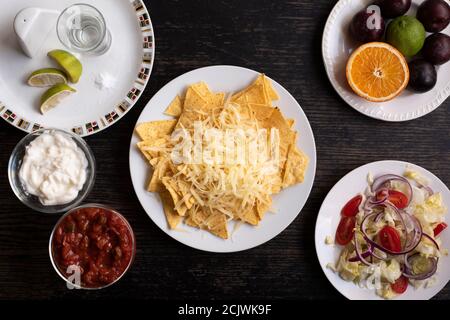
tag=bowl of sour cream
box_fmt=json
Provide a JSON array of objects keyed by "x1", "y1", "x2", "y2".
[{"x1": 8, "y1": 128, "x2": 96, "y2": 213}]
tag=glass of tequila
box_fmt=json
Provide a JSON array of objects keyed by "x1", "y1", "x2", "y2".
[{"x1": 57, "y1": 3, "x2": 112, "y2": 55}]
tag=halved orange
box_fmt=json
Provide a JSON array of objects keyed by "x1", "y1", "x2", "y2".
[{"x1": 346, "y1": 42, "x2": 409, "y2": 103}]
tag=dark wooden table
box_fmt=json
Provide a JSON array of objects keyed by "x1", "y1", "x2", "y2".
[{"x1": 1, "y1": 0, "x2": 449, "y2": 300}]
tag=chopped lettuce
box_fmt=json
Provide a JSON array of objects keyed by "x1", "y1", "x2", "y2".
[
  {"x1": 380, "y1": 259, "x2": 402, "y2": 284},
  {"x1": 376, "y1": 284, "x2": 398, "y2": 299},
  {"x1": 337, "y1": 249, "x2": 360, "y2": 282},
  {"x1": 414, "y1": 193, "x2": 446, "y2": 225},
  {"x1": 404, "y1": 169, "x2": 429, "y2": 186}
]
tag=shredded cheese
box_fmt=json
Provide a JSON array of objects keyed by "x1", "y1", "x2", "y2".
[{"x1": 169, "y1": 103, "x2": 281, "y2": 220}]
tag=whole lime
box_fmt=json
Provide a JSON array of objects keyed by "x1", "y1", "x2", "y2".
[{"x1": 386, "y1": 16, "x2": 426, "y2": 57}]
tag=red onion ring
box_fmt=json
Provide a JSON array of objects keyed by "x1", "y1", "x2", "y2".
[
  {"x1": 351, "y1": 232, "x2": 372, "y2": 266},
  {"x1": 403, "y1": 253, "x2": 413, "y2": 271},
  {"x1": 371, "y1": 174, "x2": 413, "y2": 207},
  {"x1": 382, "y1": 201, "x2": 407, "y2": 233},
  {"x1": 374, "y1": 210, "x2": 385, "y2": 223},
  {"x1": 418, "y1": 183, "x2": 434, "y2": 197},
  {"x1": 360, "y1": 212, "x2": 423, "y2": 255},
  {"x1": 403, "y1": 254, "x2": 438, "y2": 280},
  {"x1": 369, "y1": 188, "x2": 389, "y2": 205},
  {"x1": 370, "y1": 247, "x2": 387, "y2": 261},
  {"x1": 348, "y1": 251, "x2": 371, "y2": 263},
  {"x1": 349, "y1": 243, "x2": 387, "y2": 263},
  {"x1": 422, "y1": 232, "x2": 440, "y2": 251},
  {"x1": 363, "y1": 196, "x2": 376, "y2": 215}
]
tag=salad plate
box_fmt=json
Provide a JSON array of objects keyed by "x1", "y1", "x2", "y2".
[
  {"x1": 129, "y1": 65, "x2": 317, "y2": 253},
  {"x1": 0, "y1": 0, "x2": 154, "y2": 136},
  {"x1": 322, "y1": 0, "x2": 450, "y2": 121},
  {"x1": 315, "y1": 160, "x2": 450, "y2": 300}
]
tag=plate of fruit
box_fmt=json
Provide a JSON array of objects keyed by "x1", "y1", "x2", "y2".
[{"x1": 323, "y1": 0, "x2": 450, "y2": 121}]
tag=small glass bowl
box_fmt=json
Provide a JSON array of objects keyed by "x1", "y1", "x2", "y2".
[
  {"x1": 8, "y1": 128, "x2": 96, "y2": 214},
  {"x1": 49, "y1": 203, "x2": 136, "y2": 290}
]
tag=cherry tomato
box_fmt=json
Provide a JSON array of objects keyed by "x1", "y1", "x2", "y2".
[
  {"x1": 377, "y1": 190, "x2": 408, "y2": 209},
  {"x1": 335, "y1": 216, "x2": 356, "y2": 245},
  {"x1": 434, "y1": 222, "x2": 448, "y2": 237},
  {"x1": 378, "y1": 226, "x2": 402, "y2": 253},
  {"x1": 391, "y1": 275, "x2": 408, "y2": 294},
  {"x1": 341, "y1": 195, "x2": 362, "y2": 217}
]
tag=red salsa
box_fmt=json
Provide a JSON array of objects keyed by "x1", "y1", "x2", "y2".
[{"x1": 52, "y1": 206, "x2": 134, "y2": 288}]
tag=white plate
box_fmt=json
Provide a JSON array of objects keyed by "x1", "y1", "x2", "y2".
[
  {"x1": 0, "y1": 0, "x2": 154, "y2": 136},
  {"x1": 315, "y1": 160, "x2": 450, "y2": 300},
  {"x1": 129, "y1": 65, "x2": 317, "y2": 252},
  {"x1": 322, "y1": 0, "x2": 450, "y2": 122}
]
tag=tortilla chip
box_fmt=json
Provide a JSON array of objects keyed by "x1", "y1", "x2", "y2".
[
  {"x1": 162, "y1": 177, "x2": 188, "y2": 216},
  {"x1": 212, "y1": 92, "x2": 225, "y2": 108},
  {"x1": 164, "y1": 95, "x2": 183, "y2": 117},
  {"x1": 160, "y1": 191, "x2": 182, "y2": 229},
  {"x1": 232, "y1": 103, "x2": 253, "y2": 120},
  {"x1": 259, "y1": 108, "x2": 296, "y2": 171},
  {"x1": 264, "y1": 107, "x2": 291, "y2": 132},
  {"x1": 258, "y1": 107, "x2": 292, "y2": 149},
  {"x1": 176, "y1": 86, "x2": 215, "y2": 128},
  {"x1": 256, "y1": 196, "x2": 272, "y2": 219},
  {"x1": 184, "y1": 86, "x2": 207, "y2": 109},
  {"x1": 232, "y1": 74, "x2": 276, "y2": 105},
  {"x1": 282, "y1": 145, "x2": 309, "y2": 187},
  {"x1": 185, "y1": 207, "x2": 208, "y2": 227},
  {"x1": 190, "y1": 82, "x2": 212, "y2": 99},
  {"x1": 148, "y1": 158, "x2": 172, "y2": 192},
  {"x1": 231, "y1": 93, "x2": 248, "y2": 105},
  {"x1": 185, "y1": 210, "x2": 200, "y2": 227},
  {"x1": 137, "y1": 137, "x2": 170, "y2": 160},
  {"x1": 206, "y1": 213, "x2": 229, "y2": 239},
  {"x1": 261, "y1": 74, "x2": 279, "y2": 101},
  {"x1": 174, "y1": 178, "x2": 195, "y2": 209},
  {"x1": 240, "y1": 206, "x2": 260, "y2": 226},
  {"x1": 193, "y1": 84, "x2": 225, "y2": 108},
  {"x1": 286, "y1": 118, "x2": 295, "y2": 128},
  {"x1": 185, "y1": 208, "x2": 228, "y2": 239},
  {"x1": 248, "y1": 103, "x2": 274, "y2": 120},
  {"x1": 244, "y1": 83, "x2": 269, "y2": 104},
  {"x1": 135, "y1": 120, "x2": 177, "y2": 141},
  {"x1": 137, "y1": 143, "x2": 153, "y2": 161},
  {"x1": 149, "y1": 157, "x2": 160, "y2": 167},
  {"x1": 231, "y1": 76, "x2": 258, "y2": 102},
  {"x1": 270, "y1": 174, "x2": 283, "y2": 194}
]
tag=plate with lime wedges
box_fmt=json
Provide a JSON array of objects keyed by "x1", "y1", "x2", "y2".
[
  {"x1": 0, "y1": 0, "x2": 154, "y2": 136},
  {"x1": 323, "y1": 0, "x2": 450, "y2": 122}
]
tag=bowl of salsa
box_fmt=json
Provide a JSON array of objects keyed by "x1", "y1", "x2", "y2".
[{"x1": 49, "y1": 204, "x2": 135, "y2": 289}]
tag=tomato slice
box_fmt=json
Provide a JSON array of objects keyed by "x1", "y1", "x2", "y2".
[
  {"x1": 378, "y1": 226, "x2": 402, "y2": 253},
  {"x1": 341, "y1": 195, "x2": 362, "y2": 217},
  {"x1": 377, "y1": 190, "x2": 408, "y2": 209},
  {"x1": 391, "y1": 275, "x2": 408, "y2": 294},
  {"x1": 335, "y1": 216, "x2": 356, "y2": 246},
  {"x1": 434, "y1": 222, "x2": 448, "y2": 237}
]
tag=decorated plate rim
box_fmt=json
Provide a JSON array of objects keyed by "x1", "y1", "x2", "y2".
[{"x1": 0, "y1": 0, "x2": 155, "y2": 137}]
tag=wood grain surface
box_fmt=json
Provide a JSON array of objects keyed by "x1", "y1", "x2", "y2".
[{"x1": 1, "y1": 0, "x2": 449, "y2": 300}]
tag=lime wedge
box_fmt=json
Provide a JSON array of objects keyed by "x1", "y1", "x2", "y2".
[
  {"x1": 40, "y1": 84, "x2": 76, "y2": 114},
  {"x1": 48, "y1": 50, "x2": 83, "y2": 83},
  {"x1": 27, "y1": 68, "x2": 67, "y2": 87}
]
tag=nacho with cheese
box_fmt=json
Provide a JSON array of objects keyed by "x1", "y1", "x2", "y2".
[{"x1": 135, "y1": 74, "x2": 309, "y2": 239}]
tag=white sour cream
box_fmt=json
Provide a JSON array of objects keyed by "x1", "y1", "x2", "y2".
[{"x1": 19, "y1": 131, "x2": 88, "y2": 206}]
